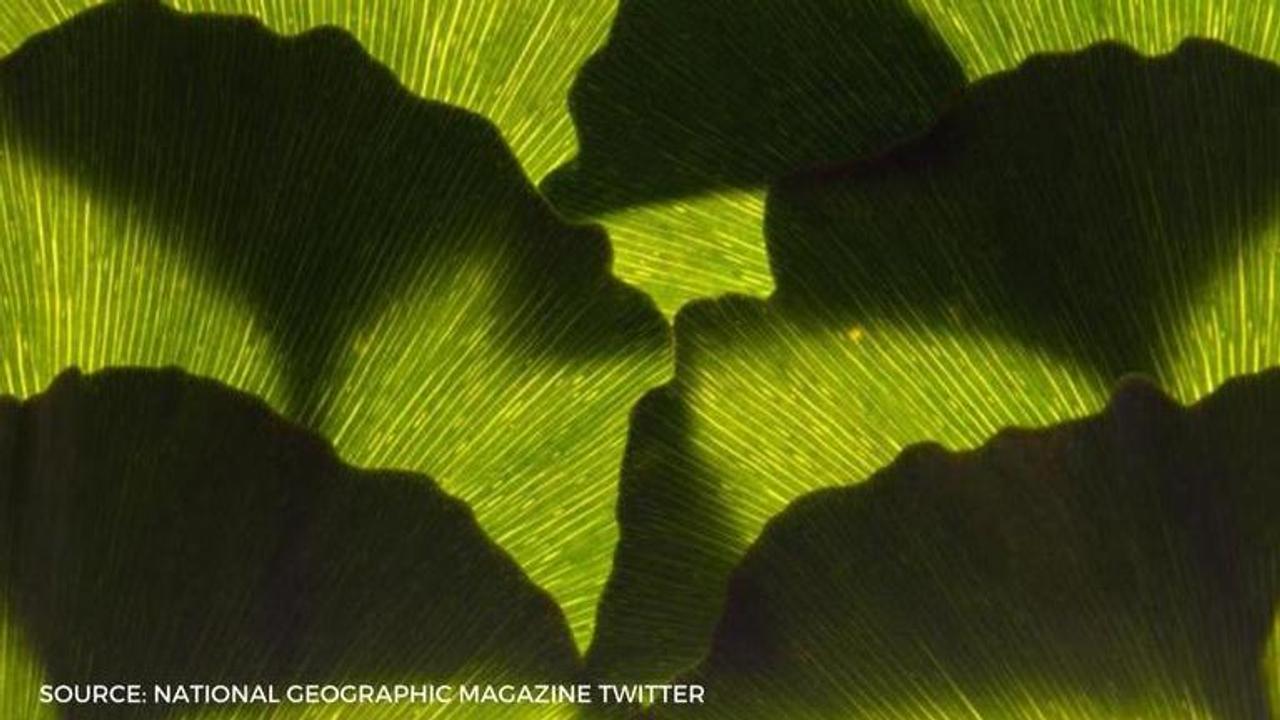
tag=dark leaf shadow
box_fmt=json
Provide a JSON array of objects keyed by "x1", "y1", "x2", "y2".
[
  {"x1": 768, "y1": 39, "x2": 1280, "y2": 379},
  {"x1": 584, "y1": 383, "x2": 740, "y2": 691},
  {"x1": 592, "y1": 39, "x2": 1280, "y2": 691},
  {"x1": 587, "y1": 295, "x2": 797, "y2": 690},
  {"x1": 668, "y1": 371, "x2": 1280, "y2": 719},
  {"x1": 0, "y1": 368, "x2": 580, "y2": 720},
  {"x1": 541, "y1": 0, "x2": 965, "y2": 217},
  {"x1": 0, "y1": 0, "x2": 666, "y2": 422}
]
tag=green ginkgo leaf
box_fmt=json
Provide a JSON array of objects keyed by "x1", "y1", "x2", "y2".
[
  {"x1": 543, "y1": 0, "x2": 966, "y2": 314},
  {"x1": 0, "y1": 0, "x2": 670, "y2": 659},
  {"x1": 549, "y1": 0, "x2": 1280, "y2": 315},
  {"x1": 663, "y1": 372, "x2": 1280, "y2": 719},
  {"x1": 591, "y1": 40, "x2": 1280, "y2": 684},
  {"x1": 2, "y1": 368, "x2": 581, "y2": 720},
  {"x1": 0, "y1": 0, "x2": 616, "y2": 183}
]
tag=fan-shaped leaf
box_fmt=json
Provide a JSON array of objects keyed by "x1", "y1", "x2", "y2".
[
  {"x1": 2, "y1": 368, "x2": 580, "y2": 719},
  {"x1": 663, "y1": 372, "x2": 1280, "y2": 718},
  {"x1": 592, "y1": 40, "x2": 1280, "y2": 683},
  {"x1": 0, "y1": 0, "x2": 617, "y2": 182},
  {"x1": 550, "y1": 0, "x2": 1280, "y2": 314},
  {"x1": 543, "y1": 0, "x2": 965, "y2": 313},
  {"x1": 0, "y1": 1, "x2": 670, "y2": 652}
]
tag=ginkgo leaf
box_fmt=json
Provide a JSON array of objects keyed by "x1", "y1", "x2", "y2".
[
  {"x1": 542, "y1": 0, "x2": 965, "y2": 314},
  {"x1": 769, "y1": 39, "x2": 1280, "y2": 383},
  {"x1": 547, "y1": 0, "x2": 1280, "y2": 315},
  {"x1": 1, "y1": 368, "x2": 580, "y2": 720},
  {"x1": 662, "y1": 372, "x2": 1280, "y2": 719},
  {"x1": 590, "y1": 40, "x2": 1280, "y2": 684},
  {"x1": 0, "y1": 0, "x2": 670, "y2": 657},
  {"x1": 0, "y1": 0, "x2": 616, "y2": 183}
]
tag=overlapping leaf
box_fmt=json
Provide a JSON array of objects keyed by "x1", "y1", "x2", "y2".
[
  {"x1": 592, "y1": 41, "x2": 1280, "y2": 683},
  {"x1": 0, "y1": 0, "x2": 617, "y2": 182},
  {"x1": 0, "y1": 0, "x2": 670, "y2": 655},
  {"x1": 1, "y1": 368, "x2": 580, "y2": 720},
  {"x1": 662, "y1": 373, "x2": 1280, "y2": 719},
  {"x1": 5, "y1": 0, "x2": 1280, "y2": 716},
  {"x1": 543, "y1": 0, "x2": 966, "y2": 313},
  {"x1": 549, "y1": 0, "x2": 1280, "y2": 314}
]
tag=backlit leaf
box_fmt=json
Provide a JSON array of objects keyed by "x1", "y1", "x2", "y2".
[
  {"x1": 592, "y1": 40, "x2": 1280, "y2": 683},
  {"x1": 665, "y1": 372, "x2": 1280, "y2": 719},
  {"x1": 550, "y1": 0, "x2": 1280, "y2": 314},
  {"x1": 2, "y1": 368, "x2": 581, "y2": 720},
  {"x1": 0, "y1": 1, "x2": 670, "y2": 653}
]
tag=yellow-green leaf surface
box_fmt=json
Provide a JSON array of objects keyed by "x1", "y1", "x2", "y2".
[
  {"x1": 0, "y1": 605, "x2": 54, "y2": 720},
  {"x1": 547, "y1": 0, "x2": 1280, "y2": 315},
  {"x1": 542, "y1": 0, "x2": 966, "y2": 315},
  {"x1": 1270, "y1": 617, "x2": 1280, "y2": 713},
  {"x1": 0, "y1": 0, "x2": 616, "y2": 182},
  {"x1": 589, "y1": 40, "x2": 1280, "y2": 683},
  {"x1": 664, "y1": 373, "x2": 1280, "y2": 719},
  {"x1": 0, "y1": 0, "x2": 670, "y2": 664},
  {"x1": 3, "y1": 368, "x2": 581, "y2": 720}
]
